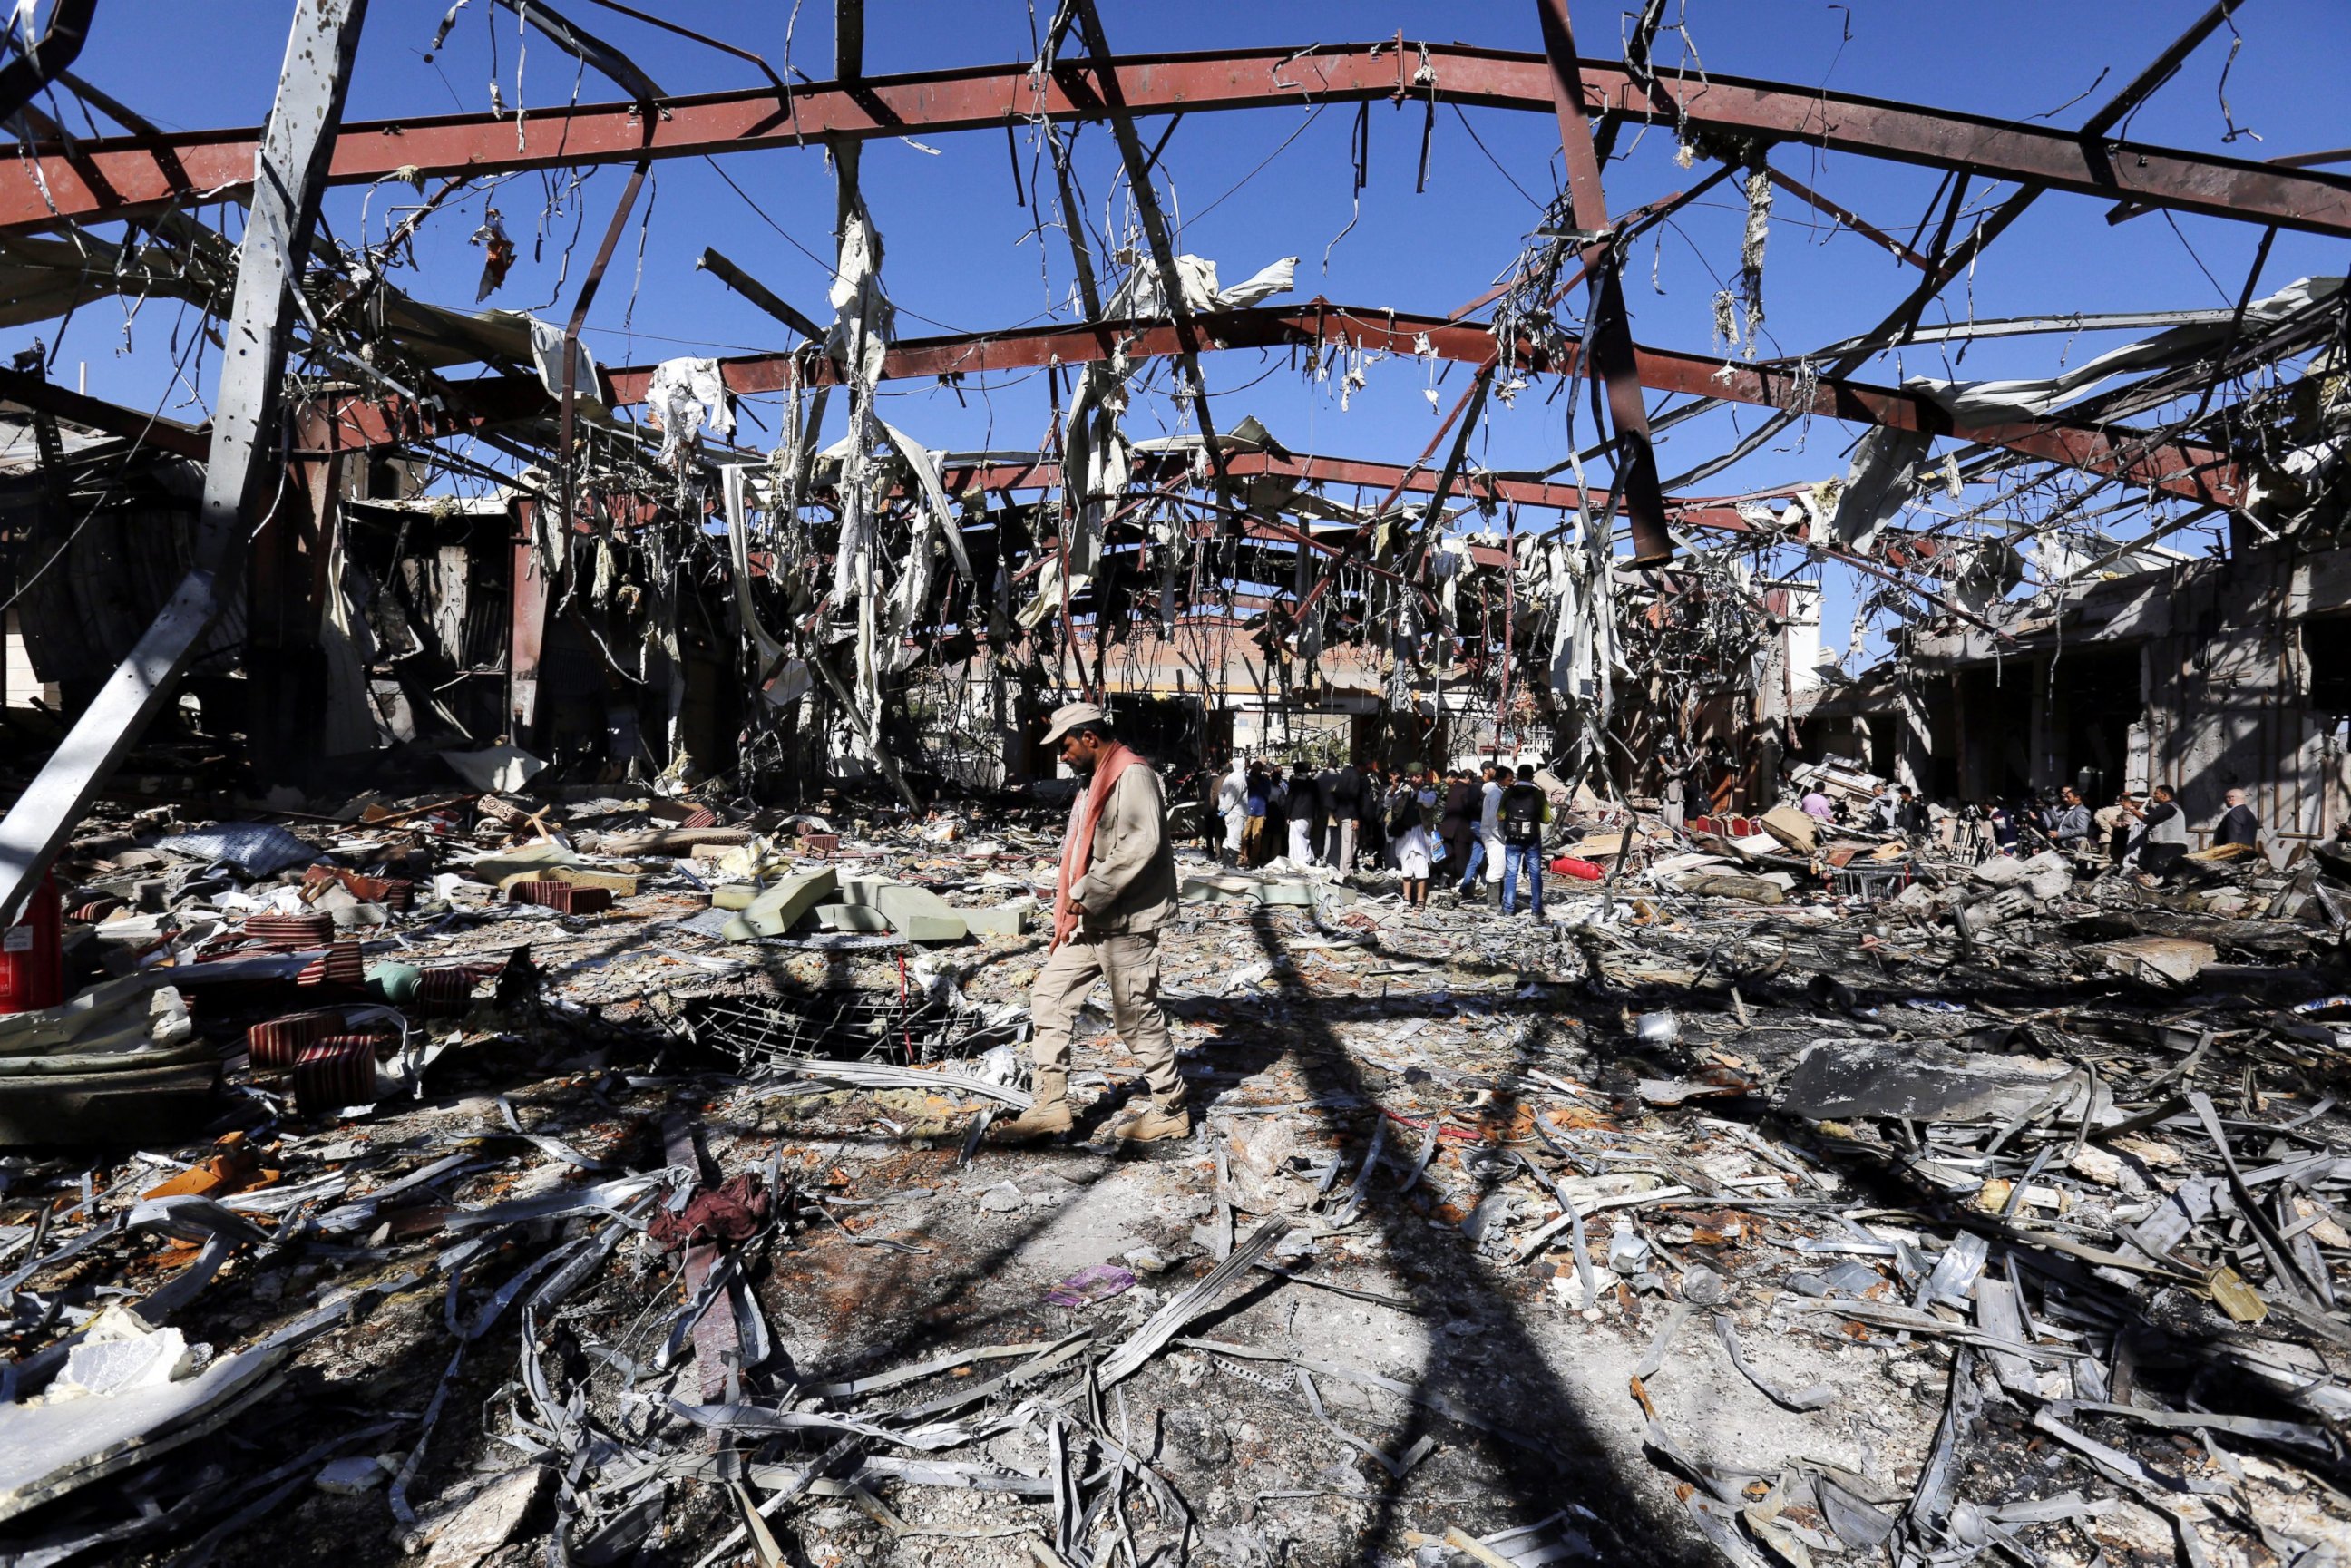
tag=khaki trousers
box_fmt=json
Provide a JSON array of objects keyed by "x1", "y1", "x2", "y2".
[
  {"x1": 1325, "y1": 818, "x2": 1358, "y2": 872},
  {"x1": 1029, "y1": 930, "x2": 1181, "y2": 1110}
]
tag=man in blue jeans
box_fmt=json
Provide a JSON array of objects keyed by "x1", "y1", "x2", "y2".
[{"x1": 1497, "y1": 763, "x2": 1553, "y2": 918}]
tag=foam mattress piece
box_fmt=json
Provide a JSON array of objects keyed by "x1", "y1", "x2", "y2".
[
  {"x1": 873, "y1": 882, "x2": 967, "y2": 943},
  {"x1": 961, "y1": 905, "x2": 1030, "y2": 938},
  {"x1": 721, "y1": 867, "x2": 839, "y2": 940}
]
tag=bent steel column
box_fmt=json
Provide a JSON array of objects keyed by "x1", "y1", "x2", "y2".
[
  {"x1": 0, "y1": 0, "x2": 366, "y2": 926},
  {"x1": 1536, "y1": 0, "x2": 1673, "y2": 565}
]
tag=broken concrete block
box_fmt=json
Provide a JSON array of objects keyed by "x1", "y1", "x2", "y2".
[
  {"x1": 961, "y1": 904, "x2": 1031, "y2": 938},
  {"x1": 1970, "y1": 850, "x2": 2069, "y2": 897},
  {"x1": 2066, "y1": 1145, "x2": 2129, "y2": 1188},
  {"x1": 1782, "y1": 1038, "x2": 2084, "y2": 1125},
  {"x1": 815, "y1": 903, "x2": 892, "y2": 932},
  {"x1": 0, "y1": 1341, "x2": 288, "y2": 1524},
  {"x1": 873, "y1": 882, "x2": 967, "y2": 943},
  {"x1": 1179, "y1": 874, "x2": 1261, "y2": 904},
  {"x1": 315, "y1": 1455, "x2": 388, "y2": 1495},
  {"x1": 2079, "y1": 934, "x2": 2215, "y2": 986},
  {"x1": 834, "y1": 876, "x2": 893, "y2": 908},
  {"x1": 2017, "y1": 849, "x2": 2073, "y2": 901},
  {"x1": 720, "y1": 867, "x2": 838, "y2": 940},
  {"x1": 424, "y1": 1466, "x2": 550, "y2": 1568},
  {"x1": 710, "y1": 884, "x2": 759, "y2": 911}
]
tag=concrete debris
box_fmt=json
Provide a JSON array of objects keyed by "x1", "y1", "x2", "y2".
[{"x1": 0, "y1": 770, "x2": 2331, "y2": 1565}]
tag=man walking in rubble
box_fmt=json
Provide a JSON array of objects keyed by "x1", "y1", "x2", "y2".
[
  {"x1": 1478, "y1": 760, "x2": 1507, "y2": 892},
  {"x1": 1243, "y1": 764, "x2": 1270, "y2": 865},
  {"x1": 1498, "y1": 763, "x2": 1553, "y2": 919},
  {"x1": 1322, "y1": 757, "x2": 1362, "y2": 873},
  {"x1": 997, "y1": 703, "x2": 1187, "y2": 1146},
  {"x1": 1287, "y1": 759, "x2": 1323, "y2": 864}
]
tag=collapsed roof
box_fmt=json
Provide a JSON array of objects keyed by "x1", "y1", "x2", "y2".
[{"x1": 0, "y1": 0, "x2": 2341, "y2": 916}]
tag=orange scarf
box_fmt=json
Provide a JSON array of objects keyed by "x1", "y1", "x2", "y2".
[{"x1": 1053, "y1": 743, "x2": 1140, "y2": 950}]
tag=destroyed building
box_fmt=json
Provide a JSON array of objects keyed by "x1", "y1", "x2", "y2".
[{"x1": 0, "y1": 2, "x2": 2346, "y2": 1566}]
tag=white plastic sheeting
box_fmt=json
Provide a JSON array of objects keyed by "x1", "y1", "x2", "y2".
[
  {"x1": 873, "y1": 421, "x2": 976, "y2": 668},
  {"x1": 825, "y1": 205, "x2": 894, "y2": 387},
  {"x1": 1831, "y1": 427, "x2": 1936, "y2": 555},
  {"x1": 644, "y1": 357, "x2": 734, "y2": 463},
  {"x1": 1907, "y1": 276, "x2": 2344, "y2": 419},
  {"x1": 718, "y1": 465, "x2": 812, "y2": 710},
  {"x1": 1104, "y1": 252, "x2": 1298, "y2": 318},
  {"x1": 525, "y1": 317, "x2": 600, "y2": 404}
]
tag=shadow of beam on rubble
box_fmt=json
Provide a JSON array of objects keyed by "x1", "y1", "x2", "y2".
[
  {"x1": 506, "y1": 914, "x2": 693, "y2": 986},
  {"x1": 760, "y1": 1181, "x2": 1124, "y2": 1382},
  {"x1": 1234, "y1": 904, "x2": 1713, "y2": 1568},
  {"x1": 723, "y1": 1109, "x2": 1175, "y2": 1386},
  {"x1": 1680, "y1": 1083, "x2": 2351, "y2": 1491},
  {"x1": 736, "y1": 1016, "x2": 1293, "y2": 1394}
]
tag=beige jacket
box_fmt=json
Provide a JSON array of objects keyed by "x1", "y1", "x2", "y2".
[{"x1": 1070, "y1": 762, "x2": 1178, "y2": 934}]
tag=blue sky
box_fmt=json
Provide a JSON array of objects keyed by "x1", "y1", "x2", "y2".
[{"x1": 27, "y1": 1, "x2": 2351, "y2": 655}]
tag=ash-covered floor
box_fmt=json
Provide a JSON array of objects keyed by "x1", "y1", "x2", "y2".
[{"x1": 1, "y1": 786, "x2": 2345, "y2": 1568}]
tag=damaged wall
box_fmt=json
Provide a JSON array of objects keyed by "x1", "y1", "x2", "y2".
[{"x1": 1913, "y1": 542, "x2": 2351, "y2": 842}]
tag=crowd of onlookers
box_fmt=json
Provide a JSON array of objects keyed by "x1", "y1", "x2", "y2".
[
  {"x1": 1195, "y1": 756, "x2": 1561, "y2": 916},
  {"x1": 1169, "y1": 746, "x2": 2276, "y2": 923},
  {"x1": 1797, "y1": 775, "x2": 2267, "y2": 872}
]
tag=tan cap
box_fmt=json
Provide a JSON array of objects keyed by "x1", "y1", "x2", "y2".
[{"x1": 1040, "y1": 700, "x2": 1109, "y2": 746}]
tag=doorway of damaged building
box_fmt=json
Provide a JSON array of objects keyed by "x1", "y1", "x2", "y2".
[
  {"x1": 1947, "y1": 647, "x2": 2138, "y2": 803},
  {"x1": 2044, "y1": 645, "x2": 2141, "y2": 804}
]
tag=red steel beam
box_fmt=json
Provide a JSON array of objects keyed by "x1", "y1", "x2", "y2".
[
  {"x1": 6, "y1": 44, "x2": 2348, "y2": 236},
  {"x1": 942, "y1": 448, "x2": 1739, "y2": 520},
  {"x1": 313, "y1": 299, "x2": 2234, "y2": 507},
  {"x1": 1536, "y1": 0, "x2": 1673, "y2": 565},
  {"x1": 931, "y1": 451, "x2": 1954, "y2": 570}
]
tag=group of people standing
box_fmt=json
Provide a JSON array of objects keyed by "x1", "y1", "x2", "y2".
[
  {"x1": 1828, "y1": 776, "x2": 2263, "y2": 873},
  {"x1": 2031, "y1": 782, "x2": 2256, "y2": 872},
  {"x1": 1211, "y1": 755, "x2": 1556, "y2": 916}
]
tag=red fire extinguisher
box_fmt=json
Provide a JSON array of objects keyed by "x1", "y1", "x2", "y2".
[{"x1": 0, "y1": 872, "x2": 63, "y2": 1015}]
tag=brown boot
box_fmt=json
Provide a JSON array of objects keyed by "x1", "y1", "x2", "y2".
[
  {"x1": 990, "y1": 1098, "x2": 1073, "y2": 1144},
  {"x1": 1115, "y1": 1105, "x2": 1191, "y2": 1144}
]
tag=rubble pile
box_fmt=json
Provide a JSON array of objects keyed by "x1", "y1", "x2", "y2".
[
  {"x1": 0, "y1": 1, "x2": 2342, "y2": 1563},
  {"x1": 0, "y1": 782, "x2": 2343, "y2": 1567}
]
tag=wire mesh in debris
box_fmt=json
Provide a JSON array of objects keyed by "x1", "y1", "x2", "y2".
[{"x1": 679, "y1": 989, "x2": 1021, "y2": 1071}]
